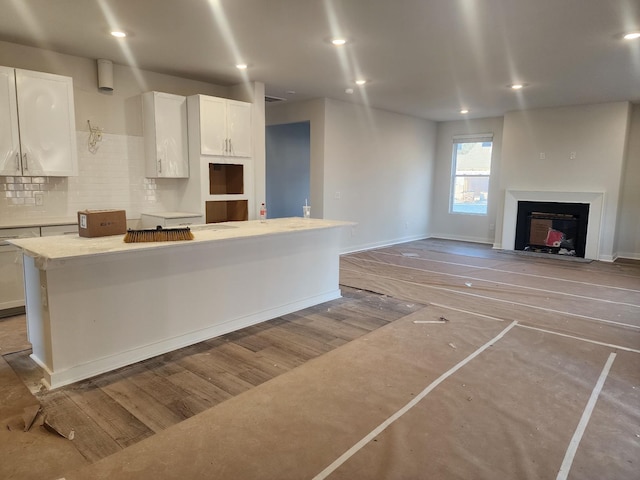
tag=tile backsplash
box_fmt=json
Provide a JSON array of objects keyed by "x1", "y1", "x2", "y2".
[{"x1": 0, "y1": 132, "x2": 185, "y2": 223}]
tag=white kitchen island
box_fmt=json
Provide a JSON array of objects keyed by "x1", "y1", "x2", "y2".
[{"x1": 9, "y1": 218, "x2": 353, "y2": 389}]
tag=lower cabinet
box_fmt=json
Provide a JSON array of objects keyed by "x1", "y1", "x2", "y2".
[{"x1": 0, "y1": 226, "x2": 40, "y2": 315}]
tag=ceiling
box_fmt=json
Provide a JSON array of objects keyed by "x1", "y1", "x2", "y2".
[{"x1": 0, "y1": 0, "x2": 638, "y2": 121}]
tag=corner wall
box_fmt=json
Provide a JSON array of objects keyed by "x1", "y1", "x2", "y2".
[
  {"x1": 266, "y1": 98, "x2": 437, "y2": 253},
  {"x1": 616, "y1": 103, "x2": 640, "y2": 260}
]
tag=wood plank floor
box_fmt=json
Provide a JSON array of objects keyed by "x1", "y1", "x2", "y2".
[
  {"x1": 3, "y1": 286, "x2": 424, "y2": 463},
  {"x1": 2, "y1": 238, "x2": 639, "y2": 477}
]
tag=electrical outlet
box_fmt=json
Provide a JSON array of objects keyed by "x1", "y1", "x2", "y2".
[
  {"x1": 34, "y1": 192, "x2": 44, "y2": 206},
  {"x1": 334, "y1": 191, "x2": 341, "y2": 199},
  {"x1": 570, "y1": 151, "x2": 576, "y2": 160},
  {"x1": 539, "y1": 152, "x2": 546, "y2": 160}
]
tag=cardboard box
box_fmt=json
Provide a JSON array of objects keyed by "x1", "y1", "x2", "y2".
[
  {"x1": 77, "y1": 210, "x2": 127, "y2": 238},
  {"x1": 529, "y1": 218, "x2": 552, "y2": 245}
]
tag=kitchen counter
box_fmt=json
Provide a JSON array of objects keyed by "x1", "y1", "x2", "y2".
[
  {"x1": 9, "y1": 217, "x2": 352, "y2": 269},
  {"x1": 11, "y1": 217, "x2": 353, "y2": 389}
]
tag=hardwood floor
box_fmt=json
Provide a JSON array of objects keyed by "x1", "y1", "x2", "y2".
[
  {"x1": 3, "y1": 286, "x2": 424, "y2": 463},
  {"x1": 2, "y1": 238, "x2": 638, "y2": 477}
]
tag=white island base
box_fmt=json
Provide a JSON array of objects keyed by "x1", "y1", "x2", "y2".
[{"x1": 12, "y1": 218, "x2": 352, "y2": 389}]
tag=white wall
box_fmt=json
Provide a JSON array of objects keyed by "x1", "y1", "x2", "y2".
[
  {"x1": 323, "y1": 99, "x2": 436, "y2": 252},
  {"x1": 267, "y1": 99, "x2": 437, "y2": 253},
  {"x1": 430, "y1": 117, "x2": 504, "y2": 244},
  {"x1": 496, "y1": 102, "x2": 631, "y2": 261},
  {"x1": 0, "y1": 40, "x2": 265, "y2": 224},
  {"x1": 616, "y1": 103, "x2": 640, "y2": 260}
]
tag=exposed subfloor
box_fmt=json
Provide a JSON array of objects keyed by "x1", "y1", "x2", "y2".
[{"x1": 1, "y1": 239, "x2": 638, "y2": 479}]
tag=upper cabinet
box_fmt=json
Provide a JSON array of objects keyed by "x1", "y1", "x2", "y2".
[
  {"x1": 142, "y1": 91, "x2": 189, "y2": 178},
  {"x1": 0, "y1": 66, "x2": 78, "y2": 177},
  {"x1": 188, "y1": 95, "x2": 252, "y2": 158}
]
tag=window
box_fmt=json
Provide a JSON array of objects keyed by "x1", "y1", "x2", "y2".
[{"x1": 450, "y1": 134, "x2": 493, "y2": 215}]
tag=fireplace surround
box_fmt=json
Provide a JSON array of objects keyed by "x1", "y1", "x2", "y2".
[{"x1": 501, "y1": 191, "x2": 604, "y2": 260}]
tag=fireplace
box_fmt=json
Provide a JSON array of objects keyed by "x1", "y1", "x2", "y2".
[
  {"x1": 515, "y1": 201, "x2": 589, "y2": 257},
  {"x1": 501, "y1": 191, "x2": 604, "y2": 260}
]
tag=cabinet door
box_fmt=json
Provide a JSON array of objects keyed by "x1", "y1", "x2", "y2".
[
  {"x1": 0, "y1": 67, "x2": 21, "y2": 176},
  {"x1": 199, "y1": 96, "x2": 227, "y2": 156},
  {"x1": 15, "y1": 69, "x2": 78, "y2": 176},
  {"x1": 144, "y1": 92, "x2": 189, "y2": 178},
  {"x1": 226, "y1": 100, "x2": 252, "y2": 157}
]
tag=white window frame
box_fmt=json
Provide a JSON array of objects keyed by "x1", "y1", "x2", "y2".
[{"x1": 449, "y1": 133, "x2": 493, "y2": 216}]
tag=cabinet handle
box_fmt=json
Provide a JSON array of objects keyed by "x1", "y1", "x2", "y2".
[
  {"x1": 15, "y1": 152, "x2": 20, "y2": 170},
  {"x1": 225, "y1": 138, "x2": 229, "y2": 153},
  {"x1": 23, "y1": 153, "x2": 28, "y2": 170},
  {"x1": 159, "y1": 158, "x2": 162, "y2": 173},
  {"x1": 228, "y1": 139, "x2": 233, "y2": 156}
]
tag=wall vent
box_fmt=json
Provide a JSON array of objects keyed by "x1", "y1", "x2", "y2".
[{"x1": 265, "y1": 95, "x2": 287, "y2": 103}]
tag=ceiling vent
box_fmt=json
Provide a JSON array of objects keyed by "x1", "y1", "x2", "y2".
[{"x1": 265, "y1": 95, "x2": 286, "y2": 103}]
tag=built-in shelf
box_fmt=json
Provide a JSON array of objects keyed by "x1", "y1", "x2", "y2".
[
  {"x1": 209, "y1": 163, "x2": 244, "y2": 195},
  {"x1": 206, "y1": 200, "x2": 248, "y2": 223}
]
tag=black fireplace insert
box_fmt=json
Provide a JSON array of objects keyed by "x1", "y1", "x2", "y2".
[{"x1": 515, "y1": 201, "x2": 589, "y2": 257}]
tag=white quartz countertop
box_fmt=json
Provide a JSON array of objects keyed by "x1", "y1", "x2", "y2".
[{"x1": 8, "y1": 217, "x2": 354, "y2": 269}]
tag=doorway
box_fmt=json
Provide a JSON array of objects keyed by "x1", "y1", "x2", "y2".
[{"x1": 265, "y1": 121, "x2": 310, "y2": 219}]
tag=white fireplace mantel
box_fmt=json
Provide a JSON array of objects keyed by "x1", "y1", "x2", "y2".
[{"x1": 501, "y1": 190, "x2": 604, "y2": 260}]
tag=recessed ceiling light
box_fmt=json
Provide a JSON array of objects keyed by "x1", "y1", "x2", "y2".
[
  {"x1": 331, "y1": 38, "x2": 347, "y2": 46},
  {"x1": 623, "y1": 32, "x2": 640, "y2": 40},
  {"x1": 110, "y1": 31, "x2": 126, "y2": 38},
  {"x1": 460, "y1": 109, "x2": 469, "y2": 114},
  {"x1": 236, "y1": 63, "x2": 248, "y2": 70},
  {"x1": 510, "y1": 83, "x2": 525, "y2": 90},
  {"x1": 355, "y1": 79, "x2": 366, "y2": 86}
]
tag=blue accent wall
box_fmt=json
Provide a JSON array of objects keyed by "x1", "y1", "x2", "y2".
[{"x1": 266, "y1": 121, "x2": 311, "y2": 218}]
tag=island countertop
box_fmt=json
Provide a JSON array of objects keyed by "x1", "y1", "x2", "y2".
[
  {"x1": 16, "y1": 216, "x2": 351, "y2": 389},
  {"x1": 8, "y1": 217, "x2": 354, "y2": 269}
]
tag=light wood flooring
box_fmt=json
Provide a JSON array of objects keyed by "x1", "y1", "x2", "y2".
[
  {"x1": 4, "y1": 285, "x2": 424, "y2": 463},
  {"x1": 2, "y1": 238, "x2": 639, "y2": 476}
]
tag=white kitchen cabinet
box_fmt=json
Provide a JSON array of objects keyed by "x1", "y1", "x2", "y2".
[
  {"x1": 0, "y1": 226, "x2": 40, "y2": 314},
  {"x1": 142, "y1": 91, "x2": 189, "y2": 178},
  {"x1": 0, "y1": 66, "x2": 78, "y2": 177},
  {"x1": 188, "y1": 94, "x2": 252, "y2": 158}
]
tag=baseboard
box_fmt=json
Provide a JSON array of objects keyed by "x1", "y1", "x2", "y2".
[
  {"x1": 341, "y1": 234, "x2": 429, "y2": 255},
  {"x1": 614, "y1": 252, "x2": 640, "y2": 261},
  {"x1": 427, "y1": 233, "x2": 494, "y2": 245}
]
